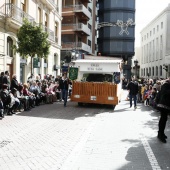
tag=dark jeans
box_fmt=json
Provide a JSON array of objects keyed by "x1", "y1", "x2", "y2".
[
  {"x1": 62, "y1": 89, "x2": 68, "y2": 106},
  {"x1": 158, "y1": 108, "x2": 169, "y2": 135},
  {"x1": 129, "y1": 94, "x2": 137, "y2": 107}
]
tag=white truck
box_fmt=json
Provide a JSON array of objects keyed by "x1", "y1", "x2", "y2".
[{"x1": 70, "y1": 56, "x2": 123, "y2": 109}]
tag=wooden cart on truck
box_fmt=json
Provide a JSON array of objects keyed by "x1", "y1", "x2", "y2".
[{"x1": 70, "y1": 57, "x2": 122, "y2": 109}]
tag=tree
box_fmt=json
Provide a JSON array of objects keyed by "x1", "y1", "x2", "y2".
[{"x1": 13, "y1": 20, "x2": 50, "y2": 74}]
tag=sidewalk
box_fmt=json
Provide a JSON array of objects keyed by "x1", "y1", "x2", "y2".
[{"x1": 61, "y1": 90, "x2": 170, "y2": 170}]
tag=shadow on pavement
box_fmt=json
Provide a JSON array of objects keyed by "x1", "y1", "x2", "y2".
[{"x1": 15, "y1": 101, "x2": 115, "y2": 120}]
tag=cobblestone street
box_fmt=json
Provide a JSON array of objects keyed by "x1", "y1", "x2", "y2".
[{"x1": 0, "y1": 90, "x2": 170, "y2": 170}]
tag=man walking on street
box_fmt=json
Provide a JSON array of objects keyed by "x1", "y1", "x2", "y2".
[
  {"x1": 59, "y1": 73, "x2": 69, "y2": 107},
  {"x1": 157, "y1": 78, "x2": 170, "y2": 143},
  {"x1": 127, "y1": 77, "x2": 138, "y2": 109}
]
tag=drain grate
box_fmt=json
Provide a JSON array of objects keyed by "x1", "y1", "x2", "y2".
[{"x1": 0, "y1": 140, "x2": 12, "y2": 148}]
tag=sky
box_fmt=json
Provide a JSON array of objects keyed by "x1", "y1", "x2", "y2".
[{"x1": 135, "y1": 0, "x2": 170, "y2": 47}]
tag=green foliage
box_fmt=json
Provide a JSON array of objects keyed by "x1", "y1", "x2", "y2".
[{"x1": 13, "y1": 19, "x2": 50, "y2": 58}]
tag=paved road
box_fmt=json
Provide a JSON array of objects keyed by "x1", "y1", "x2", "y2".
[{"x1": 0, "y1": 90, "x2": 170, "y2": 170}]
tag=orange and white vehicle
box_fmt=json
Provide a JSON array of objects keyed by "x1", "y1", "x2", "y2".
[{"x1": 70, "y1": 56, "x2": 123, "y2": 109}]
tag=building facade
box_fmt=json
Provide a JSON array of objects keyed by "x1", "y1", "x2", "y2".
[
  {"x1": 0, "y1": 0, "x2": 62, "y2": 83},
  {"x1": 61, "y1": 0, "x2": 97, "y2": 64},
  {"x1": 140, "y1": 4, "x2": 170, "y2": 79},
  {"x1": 97, "y1": 0, "x2": 135, "y2": 80}
]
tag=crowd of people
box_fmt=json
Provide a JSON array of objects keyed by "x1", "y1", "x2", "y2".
[
  {"x1": 126, "y1": 77, "x2": 170, "y2": 143},
  {"x1": 124, "y1": 77, "x2": 164, "y2": 108},
  {"x1": 0, "y1": 71, "x2": 72, "y2": 119}
]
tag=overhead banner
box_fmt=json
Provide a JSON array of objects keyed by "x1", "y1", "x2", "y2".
[{"x1": 69, "y1": 67, "x2": 78, "y2": 80}]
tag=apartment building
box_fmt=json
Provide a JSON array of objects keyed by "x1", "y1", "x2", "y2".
[
  {"x1": 0, "y1": 0, "x2": 62, "y2": 83},
  {"x1": 97, "y1": 0, "x2": 135, "y2": 80},
  {"x1": 61, "y1": 0, "x2": 97, "y2": 62},
  {"x1": 140, "y1": 4, "x2": 170, "y2": 79}
]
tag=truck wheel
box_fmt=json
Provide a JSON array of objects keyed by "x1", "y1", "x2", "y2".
[
  {"x1": 112, "y1": 105, "x2": 116, "y2": 110},
  {"x1": 78, "y1": 102, "x2": 83, "y2": 106}
]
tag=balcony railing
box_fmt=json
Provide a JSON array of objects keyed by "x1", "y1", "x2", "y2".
[
  {"x1": 62, "y1": 23, "x2": 90, "y2": 35},
  {"x1": 40, "y1": 0, "x2": 55, "y2": 10},
  {"x1": 62, "y1": 42, "x2": 91, "y2": 53},
  {"x1": 63, "y1": 5, "x2": 91, "y2": 19},
  {"x1": 36, "y1": 23, "x2": 55, "y2": 42},
  {"x1": 0, "y1": 3, "x2": 34, "y2": 24}
]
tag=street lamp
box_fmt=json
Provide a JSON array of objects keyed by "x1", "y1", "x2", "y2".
[
  {"x1": 134, "y1": 59, "x2": 138, "y2": 78},
  {"x1": 71, "y1": 50, "x2": 79, "y2": 61}
]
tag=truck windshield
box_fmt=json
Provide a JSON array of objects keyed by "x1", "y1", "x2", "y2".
[{"x1": 83, "y1": 74, "x2": 112, "y2": 82}]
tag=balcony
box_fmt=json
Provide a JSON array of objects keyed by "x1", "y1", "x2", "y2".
[
  {"x1": 62, "y1": 23, "x2": 90, "y2": 36},
  {"x1": 62, "y1": 42, "x2": 91, "y2": 53},
  {"x1": 40, "y1": 0, "x2": 56, "y2": 10},
  {"x1": 36, "y1": 24, "x2": 55, "y2": 42},
  {"x1": 0, "y1": 3, "x2": 34, "y2": 29},
  {"x1": 62, "y1": 5, "x2": 91, "y2": 20}
]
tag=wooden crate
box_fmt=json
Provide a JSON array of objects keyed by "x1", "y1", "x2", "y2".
[{"x1": 71, "y1": 81, "x2": 118, "y2": 105}]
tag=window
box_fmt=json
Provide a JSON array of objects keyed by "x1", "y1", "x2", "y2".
[
  {"x1": 152, "y1": 40, "x2": 155, "y2": 61},
  {"x1": 153, "y1": 28, "x2": 155, "y2": 34},
  {"x1": 45, "y1": 13, "x2": 48, "y2": 28},
  {"x1": 7, "y1": 36, "x2": 13, "y2": 57},
  {"x1": 149, "y1": 42, "x2": 151, "y2": 62},
  {"x1": 157, "y1": 25, "x2": 159, "y2": 32},
  {"x1": 88, "y1": 40, "x2": 91, "y2": 47},
  {"x1": 88, "y1": 23, "x2": 92, "y2": 30},
  {"x1": 152, "y1": 67, "x2": 154, "y2": 76},
  {"x1": 161, "y1": 22, "x2": 163, "y2": 29},
  {"x1": 146, "y1": 68, "x2": 148, "y2": 76},
  {"x1": 149, "y1": 67, "x2": 151, "y2": 76},
  {"x1": 150, "y1": 31, "x2": 152, "y2": 36},
  {"x1": 21, "y1": 0, "x2": 26, "y2": 12},
  {"x1": 156, "y1": 66, "x2": 158, "y2": 76},
  {"x1": 160, "y1": 65, "x2": 162, "y2": 76},
  {"x1": 38, "y1": 7, "x2": 41, "y2": 23},
  {"x1": 160, "y1": 35, "x2": 163, "y2": 59},
  {"x1": 55, "y1": 22, "x2": 58, "y2": 42},
  {"x1": 147, "y1": 33, "x2": 148, "y2": 38},
  {"x1": 142, "y1": 47, "x2": 144, "y2": 64},
  {"x1": 156, "y1": 37, "x2": 159, "y2": 60},
  {"x1": 141, "y1": 69, "x2": 143, "y2": 76},
  {"x1": 144, "y1": 45, "x2": 146, "y2": 63},
  {"x1": 88, "y1": 7, "x2": 92, "y2": 16},
  {"x1": 147, "y1": 44, "x2": 148, "y2": 63}
]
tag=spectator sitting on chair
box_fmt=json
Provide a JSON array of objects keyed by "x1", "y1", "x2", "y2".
[
  {"x1": 0, "y1": 84, "x2": 13, "y2": 115},
  {"x1": 10, "y1": 74, "x2": 19, "y2": 91},
  {"x1": 10, "y1": 88, "x2": 20, "y2": 113}
]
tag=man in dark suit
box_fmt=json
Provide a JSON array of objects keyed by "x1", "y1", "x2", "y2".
[
  {"x1": 10, "y1": 74, "x2": 19, "y2": 90},
  {"x1": 59, "y1": 73, "x2": 70, "y2": 107},
  {"x1": 157, "y1": 78, "x2": 170, "y2": 143},
  {"x1": 127, "y1": 77, "x2": 139, "y2": 109}
]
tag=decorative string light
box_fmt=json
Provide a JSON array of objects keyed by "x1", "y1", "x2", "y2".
[{"x1": 98, "y1": 18, "x2": 135, "y2": 35}]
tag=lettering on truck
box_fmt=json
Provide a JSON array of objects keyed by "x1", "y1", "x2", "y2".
[{"x1": 87, "y1": 63, "x2": 103, "y2": 71}]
